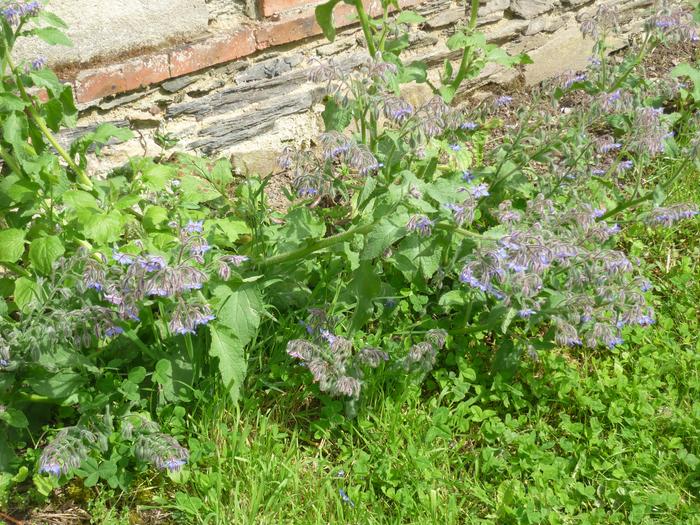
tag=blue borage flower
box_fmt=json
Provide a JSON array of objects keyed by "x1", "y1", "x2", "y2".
[
  {"x1": 184, "y1": 220, "x2": 204, "y2": 234},
  {"x1": 617, "y1": 160, "x2": 634, "y2": 171},
  {"x1": 646, "y1": 203, "x2": 699, "y2": 227},
  {"x1": 599, "y1": 141, "x2": 622, "y2": 153},
  {"x1": 113, "y1": 251, "x2": 134, "y2": 265},
  {"x1": 562, "y1": 72, "x2": 587, "y2": 89},
  {"x1": 406, "y1": 215, "x2": 435, "y2": 237},
  {"x1": 2, "y1": 1, "x2": 41, "y2": 24},
  {"x1": 339, "y1": 488, "x2": 355, "y2": 508},
  {"x1": 39, "y1": 427, "x2": 96, "y2": 478},
  {"x1": 461, "y1": 121, "x2": 478, "y2": 130},
  {"x1": 134, "y1": 432, "x2": 189, "y2": 472},
  {"x1": 495, "y1": 95, "x2": 513, "y2": 107},
  {"x1": 382, "y1": 95, "x2": 414, "y2": 123},
  {"x1": 469, "y1": 183, "x2": 490, "y2": 198}
]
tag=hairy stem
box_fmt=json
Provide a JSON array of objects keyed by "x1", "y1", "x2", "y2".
[{"x1": 354, "y1": 0, "x2": 377, "y2": 57}]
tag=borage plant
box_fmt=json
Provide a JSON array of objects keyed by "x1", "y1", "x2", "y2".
[{"x1": 243, "y1": 0, "x2": 700, "y2": 411}]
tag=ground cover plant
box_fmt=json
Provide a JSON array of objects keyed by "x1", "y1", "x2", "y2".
[{"x1": 1, "y1": 0, "x2": 699, "y2": 523}]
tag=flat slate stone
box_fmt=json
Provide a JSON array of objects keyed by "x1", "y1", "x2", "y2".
[
  {"x1": 235, "y1": 54, "x2": 303, "y2": 83},
  {"x1": 509, "y1": 0, "x2": 557, "y2": 19},
  {"x1": 188, "y1": 88, "x2": 324, "y2": 153}
]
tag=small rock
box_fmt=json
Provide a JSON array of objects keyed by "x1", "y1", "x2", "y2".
[
  {"x1": 161, "y1": 76, "x2": 197, "y2": 93},
  {"x1": 478, "y1": 0, "x2": 509, "y2": 17},
  {"x1": 235, "y1": 54, "x2": 303, "y2": 83},
  {"x1": 509, "y1": 0, "x2": 557, "y2": 19},
  {"x1": 426, "y1": 8, "x2": 464, "y2": 29},
  {"x1": 524, "y1": 18, "x2": 547, "y2": 36}
]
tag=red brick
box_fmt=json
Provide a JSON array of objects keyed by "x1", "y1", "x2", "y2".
[
  {"x1": 255, "y1": 3, "x2": 359, "y2": 49},
  {"x1": 169, "y1": 29, "x2": 257, "y2": 78},
  {"x1": 74, "y1": 63, "x2": 127, "y2": 104},
  {"x1": 122, "y1": 54, "x2": 171, "y2": 92},
  {"x1": 259, "y1": 0, "x2": 316, "y2": 18}
]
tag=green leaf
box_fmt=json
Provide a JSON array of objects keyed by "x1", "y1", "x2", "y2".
[
  {"x1": 211, "y1": 284, "x2": 263, "y2": 404},
  {"x1": 0, "y1": 93, "x2": 27, "y2": 112},
  {"x1": 143, "y1": 163, "x2": 177, "y2": 191},
  {"x1": 0, "y1": 228, "x2": 26, "y2": 263},
  {"x1": 26, "y1": 371, "x2": 86, "y2": 401},
  {"x1": 128, "y1": 367, "x2": 147, "y2": 384},
  {"x1": 0, "y1": 408, "x2": 28, "y2": 428},
  {"x1": 492, "y1": 341, "x2": 521, "y2": 380},
  {"x1": 29, "y1": 236, "x2": 64, "y2": 275},
  {"x1": 31, "y1": 27, "x2": 73, "y2": 46},
  {"x1": 322, "y1": 97, "x2": 353, "y2": 132},
  {"x1": 439, "y1": 85, "x2": 457, "y2": 104},
  {"x1": 315, "y1": 0, "x2": 342, "y2": 41},
  {"x1": 83, "y1": 210, "x2": 124, "y2": 244},
  {"x1": 398, "y1": 61, "x2": 428, "y2": 84},
  {"x1": 361, "y1": 215, "x2": 408, "y2": 260},
  {"x1": 350, "y1": 261, "x2": 381, "y2": 332},
  {"x1": 395, "y1": 11, "x2": 426, "y2": 24},
  {"x1": 14, "y1": 277, "x2": 42, "y2": 312},
  {"x1": 209, "y1": 325, "x2": 247, "y2": 405},
  {"x1": 671, "y1": 63, "x2": 700, "y2": 101},
  {"x1": 37, "y1": 10, "x2": 69, "y2": 28},
  {"x1": 210, "y1": 158, "x2": 234, "y2": 187},
  {"x1": 62, "y1": 189, "x2": 100, "y2": 210},
  {"x1": 29, "y1": 69, "x2": 64, "y2": 97},
  {"x1": 3, "y1": 112, "x2": 28, "y2": 152},
  {"x1": 143, "y1": 206, "x2": 170, "y2": 231}
]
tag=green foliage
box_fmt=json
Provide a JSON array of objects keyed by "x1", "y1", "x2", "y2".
[{"x1": 2, "y1": 1, "x2": 700, "y2": 522}]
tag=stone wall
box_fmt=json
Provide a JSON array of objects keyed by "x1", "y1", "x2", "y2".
[{"x1": 29, "y1": 0, "x2": 669, "y2": 175}]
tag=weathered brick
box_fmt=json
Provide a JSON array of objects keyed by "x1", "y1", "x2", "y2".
[
  {"x1": 169, "y1": 29, "x2": 257, "y2": 78},
  {"x1": 73, "y1": 53, "x2": 170, "y2": 104},
  {"x1": 122, "y1": 54, "x2": 171, "y2": 92},
  {"x1": 255, "y1": 2, "x2": 382, "y2": 49},
  {"x1": 74, "y1": 64, "x2": 127, "y2": 104},
  {"x1": 259, "y1": 0, "x2": 314, "y2": 17}
]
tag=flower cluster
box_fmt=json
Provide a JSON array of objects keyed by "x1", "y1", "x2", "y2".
[
  {"x1": 38, "y1": 426, "x2": 97, "y2": 477},
  {"x1": 580, "y1": 5, "x2": 620, "y2": 40},
  {"x1": 441, "y1": 182, "x2": 490, "y2": 228},
  {"x1": 646, "y1": 203, "x2": 699, "y2": 227},
  {"x1": 458, "y1": 194, "x2": 655, "y2": 349},
  {"x1": 400, "y1": 329, "x2": 448, "y2": 373},
  {"x1": 1, "y1": 0, "x2": 41, "y2": 24},
  {"x1": 82, "y1": 221, "x2": 224, "y2": 337},
  {"x1": 286, "y1": 312, "x2": 388, "y2": 400},
  {"x1": 122, "y1": 416, "x2": 190, "y2": 472},
  {"x1": 628, "y1": 107, "x2": 673, "y2": 157},
  {"x1": 647, "y1": 6, "x2": 699, "y2": 42}
]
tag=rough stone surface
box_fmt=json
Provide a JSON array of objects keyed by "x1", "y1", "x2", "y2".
[
  {"x1": 509, "y1": 0, "x2": 558, "y2": 19},
  {"x1": 522, "y1": 22, "x2": 593, "y2": 84},
  {"x1": 478, "y1": 0, "x2": 509, "y2": 16},
  {"x1": 426, "y1": 8, "x2": 464, "y2": 29},
  {"x1": 14, "y1": 0, "x2": 209, "y2": 66},
  {"x1": 235, "y1": 54, "x2": 303, "y2": 83},
  {"x1": 51, "y1": 0, "x2": 665, "y2": 178},
  {"x1": 188, "y1": 88, "x2": 324, "y2": 153}
]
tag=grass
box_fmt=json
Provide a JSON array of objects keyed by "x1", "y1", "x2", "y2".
[{"x1": 90, "y1": 176, "x2": 699, "y2": 525}]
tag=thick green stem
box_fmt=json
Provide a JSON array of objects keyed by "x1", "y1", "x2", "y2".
[
  {"x1": 354, "y1": 0, "x2": 377, "y2": 57},
  {"x1": 258, "y1": 222, "x2": 375, "y2": 268},
  {"x1": 7, "y1": 55, "x2": 92, "y2": 189},
  {"x1": 468, "y1": 0, "x2": 479, "y2": 30},
  {"x1": 600, "y1": 158, "x2": 690, "y2": 222},
  {"x1": 0, "y1": 143, "x2": 22, "y2": 175},
  {"x1": 256, "y1": 218, "x2": 498, "y2": 269}
]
